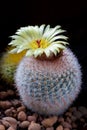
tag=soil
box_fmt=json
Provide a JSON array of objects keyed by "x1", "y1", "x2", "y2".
[{"x1": 0, "y1": 82, "x2": 87, "y2": 130}]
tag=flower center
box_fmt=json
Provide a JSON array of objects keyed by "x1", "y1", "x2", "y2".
[
  {"x1": 30, "y1": 39, "x2": 50, "y2": 49},
  {"x1": 36, "y1": 40, "x2": 41, "y2": 48}
]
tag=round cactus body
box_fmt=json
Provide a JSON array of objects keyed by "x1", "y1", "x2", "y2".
[
  {"x1": 0, "y1": 50, "x2": 26, "y2": 85},
  {"x1": 15, "y1": 48, "x2": 82, "y2": 115}
]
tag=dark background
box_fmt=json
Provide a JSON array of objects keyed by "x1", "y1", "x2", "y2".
[{"x1": 0, "y1": 1, "x2": 87, "y2": 103}]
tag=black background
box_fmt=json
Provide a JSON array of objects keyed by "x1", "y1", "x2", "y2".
[{"x1": 0, "y1": 1, "x2": 87, "y2": 102}]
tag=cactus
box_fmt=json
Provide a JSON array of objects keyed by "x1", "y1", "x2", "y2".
[
  {"x1": 0, "y1": 48, "x2": 26, "y2": 85},
  {"x1": 8, "y1": 25, "x2": 82, "y2": 115}
]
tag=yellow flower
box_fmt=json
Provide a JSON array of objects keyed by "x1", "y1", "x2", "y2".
[
  {"x1": 0, "y1": 47, "x2": 26, "y2": 84},
  {"x1": 9, "y1": 25, "x2": 69, "y2": 57}
]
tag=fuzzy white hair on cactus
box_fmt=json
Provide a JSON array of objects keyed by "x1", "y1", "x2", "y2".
[{"x1": 8, "y1": 24, "x2": 82, "y2": 115}]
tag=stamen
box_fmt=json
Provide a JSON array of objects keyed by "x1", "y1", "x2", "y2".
[{"x1": 36, "y1": 40, "x2": 41, "y2": 48}]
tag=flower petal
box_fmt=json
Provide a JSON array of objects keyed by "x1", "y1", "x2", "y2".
[
  {"x1": 25, "y1": 50, "x2": 34, "y2": 57},
  {"x1": 34, "y1": 48, "x2": 44, "y2": 57},
  {"x1": 49, "y1": 35, "x2": 68, "y2": 43},
  {"x1": 47, "y1": 30, "x2": 66, "y2": 41},
  {"x1": 52, "y1": 41, "x2": 69, "y2": 45},
  {"x1": 43, "y1": 25, "x2": 61, "y2": 39},
  {"x1": 44, "y1": 49, "x2": 50, "y2": 57},
  {"x1": 9, "y1": 48, "x2": 18, "y2": 53}
]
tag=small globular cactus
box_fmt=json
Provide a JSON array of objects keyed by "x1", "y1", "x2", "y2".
[
  {"x1": 0, "y1": 47, "x2": 26, "y2": 85},
  {"x1": 8, "y1": 24, "x2": 82, "y2": 115}
]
